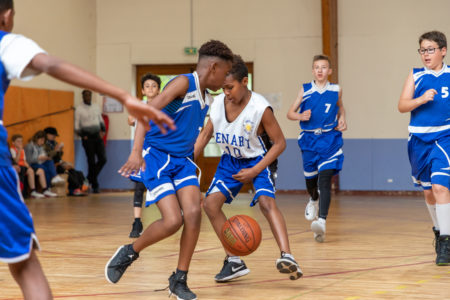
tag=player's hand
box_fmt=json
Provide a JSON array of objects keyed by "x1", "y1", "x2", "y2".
[
  {"x1": 124, "y1": 97, "x2": 176, "y2": 134},
  {"x1": 232, "y1": 168, "x2": 258, "y2": 183},
  {"x1": 300, "y1": 109, "x2": 311, "y2": 121},
  {"x1": 118, "y1": 151, "x2": 143, "y2": 178},
  {"x1": 336, "y1": 116, "x2": 347, "y2": 131},
  {"x1": 420, "y1": 89, "x2": 437, "y2": 104}
]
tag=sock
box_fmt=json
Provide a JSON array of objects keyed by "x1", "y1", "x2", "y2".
[
  {"x1": 134, "y1": 218, "x2": 141, "y2": 223},
  {"x1": 436, "y1": 203, "x2": 450, "y2": 235},
  {"x1": 176, "y1": 268, "x2": 188, "y2": 275},
  {"x1": 227, "y1": 256, "x2": 242, "y2": 263},
  {"x1": 426, "y1": 203, "x2": 439, "y2": 230},
  {"x1": 31, "y1": 189, "x2": 36, "y2": 192},
  {"x1": 281, "y1": 252, "x2": 294, "y2": 260}
]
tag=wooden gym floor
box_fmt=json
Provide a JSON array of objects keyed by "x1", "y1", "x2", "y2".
[{"x1": 1, "y1": 192, "x2": 449, "y2": 299}]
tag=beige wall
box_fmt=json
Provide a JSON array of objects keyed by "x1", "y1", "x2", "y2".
[
  {"x1": 12, "y1": 0, "x2": 96, "y2": 109},
  {"x1": 339, "y1": 0, "x2": 450, "y2": 139},
  {"x1": 96, "y1": 0, "x2": 322, "y2": 139}
]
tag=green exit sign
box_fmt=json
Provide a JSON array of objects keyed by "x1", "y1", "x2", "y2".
[{"x1": 184, "y1": 47, "x2": 197, "y2": 55}]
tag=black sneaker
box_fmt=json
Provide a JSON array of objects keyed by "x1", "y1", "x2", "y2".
[
  {"x1": 168, "y1": 271, "x2": 197, "y2": 300},
  {"x1": 129, "y1": 220, "x2": 143, "y2": 238},
  {"x1": 105, "y1": 244, "x2": 139, "y2": 283},
  {"x1": 214, "y1": 257, "x2": 250, "y2": 282},
  {"x1": 436, "y1": 235, "x2": 450, "y2": 266},
  {"x1": 433, "y1": 227, "x2": 440, "y2": 254},
  {"x1": 276, "y1": 253, "x2": 303, "y2": 280}
]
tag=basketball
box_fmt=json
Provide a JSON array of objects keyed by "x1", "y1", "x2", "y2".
[{"x1": 221, "y1": 215, "x2": 262, "y2": 256}]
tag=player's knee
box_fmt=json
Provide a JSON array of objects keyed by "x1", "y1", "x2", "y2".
[
  {"x1": 164, "y1": 214, "x2": 183, "y2": 233},
  {"x1": 432, "y1": 184, "x2": 450, "y2": 198},
  {"x1": 258, "y1": 196, "x2": 276, "y2": 214},
  {"x1": 203, "y1": 198, "x2": 219, "y2": 217}
]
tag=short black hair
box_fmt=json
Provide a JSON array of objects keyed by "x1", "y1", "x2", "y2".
[
  {"x1": 228, "y1": 54, "x2": 248, "y2": 82},
  {"x1": 32, "y1": 130, "x2": 45, "y2": 142},
  {"x1": 198, "y1": 40, "x2": 233, "y2": 62},
  {"x1": 419, "y1": 31, "x2": 447, "y2": 49},
  {"x1": 140, "y1": 73, "x2": 161, "y2": 89},
  {"x1": 82, "y1": 89, "x2": 91, "y2": 95},
  {"x1": 0, "y1": 0, "x2": 13, "y2": 12},
  {"x1": 312, "y1": 54, "x2": 332, "y2": 68},
  {"x1": 11, "y1": 134, "x2": 22, "y2": 142}
]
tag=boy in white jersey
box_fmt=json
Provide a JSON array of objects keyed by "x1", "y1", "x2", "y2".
[
  {"x1": 105, "y1": 41, "x2": 233, "y2": 300},
  {"x1": 399, "y1": 31, "x2": 450, "y2": 265},
  {"x1": 287, "y1": 55, "x2": 346, "y2": 243},
  {"x1": 195, "y1": 55, "x2": 303, "y2": 282},
  {"x1": 0, "y1": 1, "x2": 174, "y2": 298},
  {"x1": 127, "y1": 73, "x2": 161, "y2": 238}
]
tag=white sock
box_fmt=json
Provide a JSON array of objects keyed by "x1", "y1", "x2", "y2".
[
  {"x1": 282, "y1": 252, "x2": 294, "y2": 260},
  {"x1": 227, "y1": 256, "x2": 242, "y2": 264},
  {"x1": 426, "y1": 203, "x2": 439, "y2": 230},
  {"x1": 436, "y1": 203, "x2": 450, "y2": 235}
]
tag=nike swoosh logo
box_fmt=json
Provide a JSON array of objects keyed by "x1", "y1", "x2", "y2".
[{"x1": 232, "y1": 265, "x2": 244, "y2": 272}]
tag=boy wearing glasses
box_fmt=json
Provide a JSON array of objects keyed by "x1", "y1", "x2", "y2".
[
  {"x1": 287, "y1": 55, "x2": 346, "y2": 243},
  {"x1": 399, "y1": 30, "x2": 450, "y2": 265}
]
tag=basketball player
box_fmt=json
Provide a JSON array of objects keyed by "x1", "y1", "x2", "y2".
[
  {"x1": 105, "y1": 40, "x2": 233, "y2": 300},
  {"x1": 127, "y1": 73, "x2": 161, "y2": 238},
  {"x1": 0, "y1": 1, "x2": 173, "y2": 299},
  {"x1": 194, "y1": 55, "x2": 303, "y2": 282},
  {"x1": 287, "y1": 55, "x2": 346, "y2": 243},
  {"x1": 398, "y1": 30, "x2": 450, "y2": 265}
]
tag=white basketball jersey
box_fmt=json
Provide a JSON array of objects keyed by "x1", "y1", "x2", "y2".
[{"x1": 210, "y1": 92, "x2": 271, "y2": 159}]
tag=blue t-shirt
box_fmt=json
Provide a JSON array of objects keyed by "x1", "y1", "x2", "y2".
[
  {"x1": 410, "y1": 65, "x2": 450, "y2": 142},
  {"x1": 144, "y1": 72, "x2": 211, "y2": 157},
  {"x1": 299, "y1": 81, "x2": 340, "y2": 131}
]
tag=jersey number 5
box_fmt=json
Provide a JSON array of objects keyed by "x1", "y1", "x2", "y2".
[{"x1": 442, "y1": 87, "x2": 449, "y2": 99}]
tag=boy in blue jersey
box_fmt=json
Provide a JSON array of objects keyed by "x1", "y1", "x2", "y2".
[
  {"x1": 399, "y1": 31, "x2": 450, "y2": 265},
  {"x1": 287, "y1": 55, "x2": 347, "y2": 243},
  {"x1": 194, "y1": 55, "x2": 303, "y2": 282},
  {"x1": 105, "y1": 40, "x2": 233, "y2": 300},
  {"x1": 127, "y1": 73, "x2": 161, "y2": 238},
  {"x1": 0, "y1": 1, "x2": 174, "y2": 299}
]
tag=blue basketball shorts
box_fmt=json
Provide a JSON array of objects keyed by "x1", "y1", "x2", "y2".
[
  {"x1": 205, "y1": 154, "x2": 275, "y2": 207},
  {"x1": 408, "y1": 134, "x2": 450, "y2": 190},
  {"x1": 297, "y1": 130, "x2": 344, "y2": 179},
  {"x1": 141, "y1": 147, "x2": 200, "y2": 206},
  {"x1": 0, "y1": 166, "x2": 40, "y2": 263}
]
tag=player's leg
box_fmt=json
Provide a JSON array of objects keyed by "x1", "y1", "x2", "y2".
[
  {"x1": 253, "y1": 170, "x2": 302, "y2": 280},
  {"x1": 310, "y1": 169, "x2": 334, "y2": 243},
  {"x1": 424, "y1": 190, "x2": 440, "y2": 253},
  {"x1": 301, "y1": 149, "x2": 320, "y2": 221},
  {"x1": 8, "y1": 250, "x2": 52, "y2": 300},
  {"x1": 105, "y1": 193, "x2": 182, "y2": 284},
  {"x1": 129, "y1": 181, "x2": 145, "y2": 238}
]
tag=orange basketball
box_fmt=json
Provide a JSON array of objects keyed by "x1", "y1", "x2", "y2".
[{"x1": 221, "y1": 215, "x2": 262, "y2": 256}]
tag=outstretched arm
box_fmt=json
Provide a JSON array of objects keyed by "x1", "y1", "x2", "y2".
[
  {"x1": 194, "y1": 119, "x2": 214, "y2": 161},
  {"x1": 286, "y1": 86, "x2": 311, "y2": 121},
  {"x1": 233, "y1": 108, "x2": 286, "y2": 183},
  {"x1": 398, "y1": 70, "x2": 436, "y2": 113},
  {"x1": 27, "y1": 53, "x2": 175, "y2": 133}
]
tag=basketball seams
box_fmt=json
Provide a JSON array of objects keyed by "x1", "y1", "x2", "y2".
[
  {"x1": 222, "y1": 215, "x2": 261, "y2": 256},
  {"x1": 229, "y1": 218, "x2": 253, "y2": 254}
]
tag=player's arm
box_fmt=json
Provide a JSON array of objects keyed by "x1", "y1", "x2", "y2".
[
  {"x1": 118, "y1": 120, "x2": 146, "y2": 177},
  {"x1": 286, "y1": 86, "x2": 311, "y2": 121},
  {"x1": 147, "y1": 76, "x2": 189, "y2": 110},
  {"x1": 27, "y1": 53, "x2": 175, "y2": 133},
  {"x1": 194, "y1": 119, "x2": 214, "y2": 161},
  {"x1": 232, "y1": 108, "x2": 286, "y2": 183},
  {"x1": 398, "y1": 70, "x2": 437, "y2": 113},
  {"x1": 335, "y1": 89, "x2": 347, "y2": 131}
]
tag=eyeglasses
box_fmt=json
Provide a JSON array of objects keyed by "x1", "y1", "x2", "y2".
[{"x1": 417, "y1": 47, "x2": 441, "y2": 55}]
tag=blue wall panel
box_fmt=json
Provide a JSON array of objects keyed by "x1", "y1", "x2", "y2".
[{"x1": 74, "y1": 138, "x2": 421, "y2": 191}]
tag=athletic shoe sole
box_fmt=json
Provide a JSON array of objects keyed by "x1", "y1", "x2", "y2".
[
  {"x1": 168, "y1": 290, "x2": 198, "y2": 300},
  {"x1": 214, "y1": 269, "x2": 250, "y2": 282},
  {"x1": 104, "y1": 245, "x2": 125, "y2": 284},
  {"x1": 304, "y1": 201, "x2": 318, "y2": 221},
  {"x1": 276, "y1": 258, "x2": 303, "y2": 280}
]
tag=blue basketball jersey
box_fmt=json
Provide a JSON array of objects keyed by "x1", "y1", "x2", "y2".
[
  {"x1": 144, "y1": 72, "x2": 212, "y2": 157},
  {"x1": 299, "y1": 81, "x2": 340, "y2": 131},
  {"x1": 410, "y1": 65, "x2": 450, "y2": 142},
  {"x1": 0, "y1": 31, "x2": 11, "y2": 167}
]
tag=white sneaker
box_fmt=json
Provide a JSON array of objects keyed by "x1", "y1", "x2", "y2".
[
  {"x1": 311, "y1": 218, "x2": 326, "y2": 243},
  {"x1": 43, "y1": 190, "x2": 58, "y2": 197},
  {"x1": 30, "y1": 191, "x2": 45, "y2": 198},
  {"x1": 51, "y1": 175, "x2": 65, "y2": 185},
  {"x1": 305, "y1": 198, "x2": 319, "y2": 221}
]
